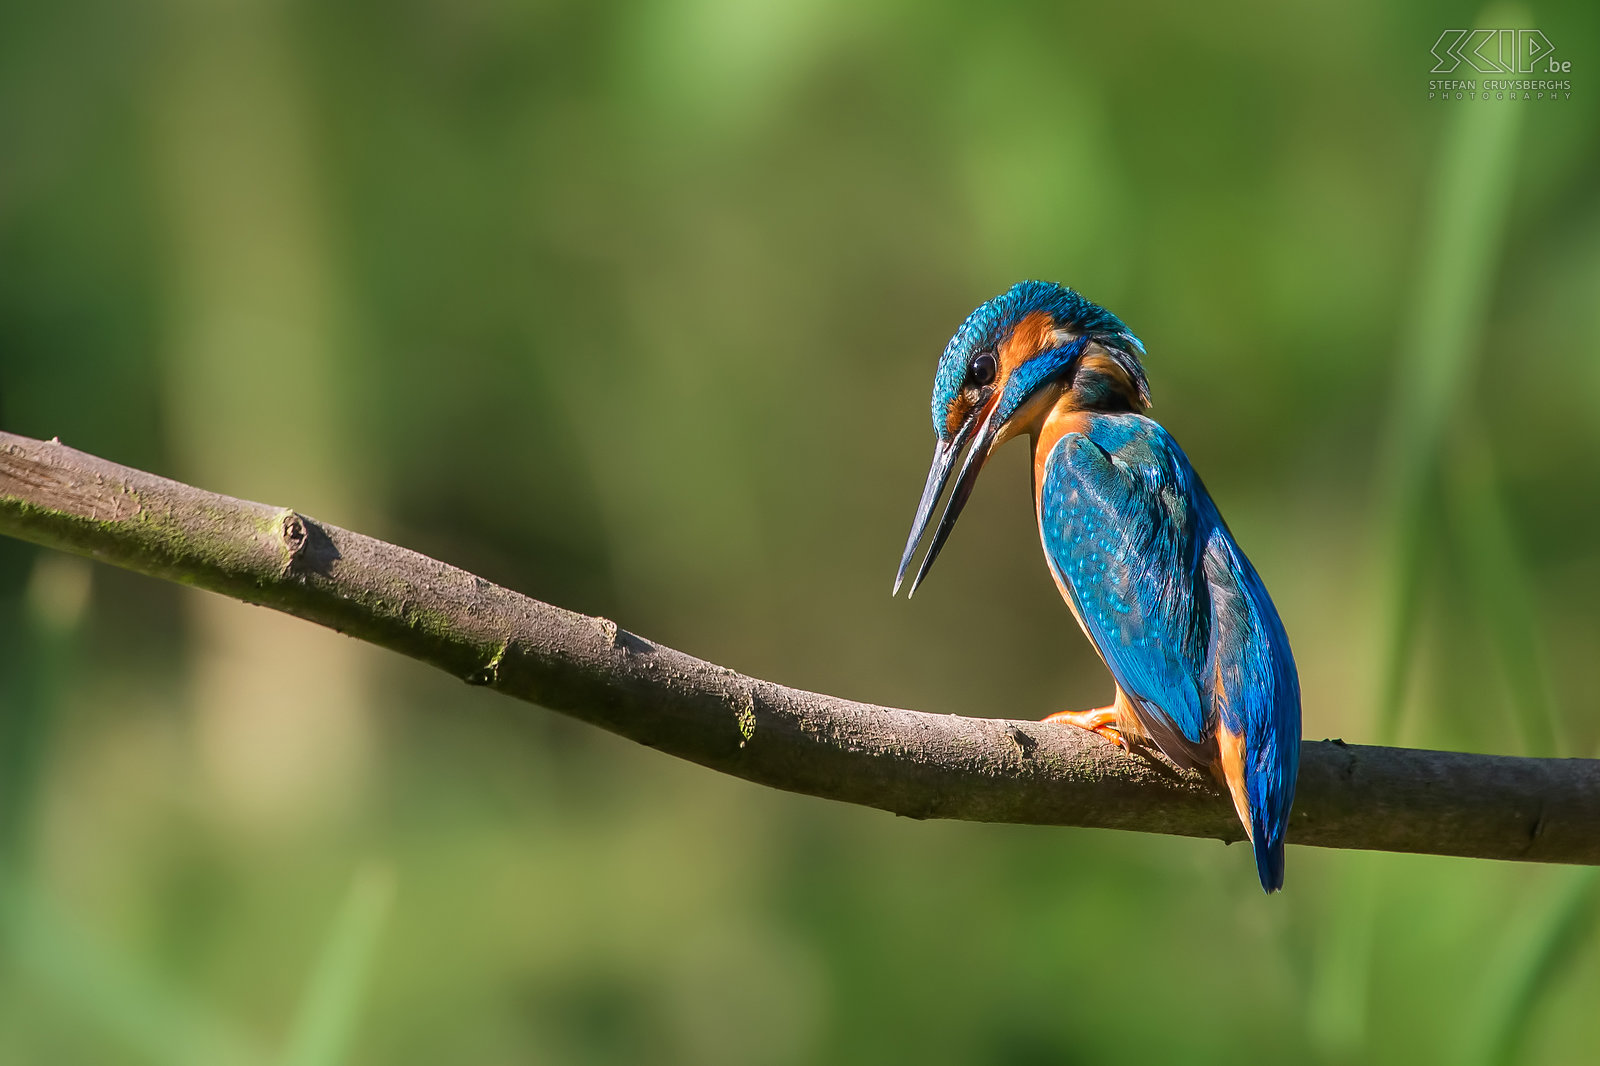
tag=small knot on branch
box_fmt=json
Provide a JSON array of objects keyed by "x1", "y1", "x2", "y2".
[
  {"x1": 593, "y1": 616, "x2": 653, "y2": 655},
  {"x1": 282, "y1": 512, "x2": 308, "y2": 557},
  {"x1": 1006, "y1": 724, "x2": 1038, "y2": 759},
  {"x1": 279, "y1": 510, "x2": 340, "y2": 578}
]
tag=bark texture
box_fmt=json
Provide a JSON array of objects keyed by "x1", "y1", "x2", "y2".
[{"x1": 2, "y1": 430, "x2": 1596, "y2": 864}]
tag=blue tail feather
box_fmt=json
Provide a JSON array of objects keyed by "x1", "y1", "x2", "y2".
[{"x1": 1252, "y1": 819, "x2": 1286, "y2": 893}]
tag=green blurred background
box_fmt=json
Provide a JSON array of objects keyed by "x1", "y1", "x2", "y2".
[{"x1": 2, "y1": 0, "x2": 1599, "y2": 1062}]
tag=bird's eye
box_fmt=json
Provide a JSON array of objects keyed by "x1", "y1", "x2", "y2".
[{"x1": 970, "y1": 352, "x2": 997, "y2": 387}]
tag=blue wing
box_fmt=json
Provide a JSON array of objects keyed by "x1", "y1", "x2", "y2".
[
  {"x1": 1038, "y1": 416, "x2": 1213, "y2": 765},
  {"x1": 1202, "y1": 525, "x2": 1300, "y2": 890}
]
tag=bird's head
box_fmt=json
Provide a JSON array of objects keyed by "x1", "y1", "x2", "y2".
[{"x1": 894, "y1": 280, "x2": 1148, "y2": 597}]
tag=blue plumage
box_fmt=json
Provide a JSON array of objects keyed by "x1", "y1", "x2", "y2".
[
  {"x1": 1039, "y1": 416, "x2": 1299, "y2": 891},
  {"x1": 1039, "y1": 421, "x2": 1210, "y2": 750},
  {"x1": 896, "y1": 280, "x2": 1301, "y2": 893}
]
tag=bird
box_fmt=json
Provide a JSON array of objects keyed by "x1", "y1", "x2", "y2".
[{"x1": 893, "y1": 280, "x2": 1300, "y2": 892}]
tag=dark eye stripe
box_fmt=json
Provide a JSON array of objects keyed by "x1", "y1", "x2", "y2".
[{"x1": 970, "y1": 352, "x2": 997, "y2": 387}]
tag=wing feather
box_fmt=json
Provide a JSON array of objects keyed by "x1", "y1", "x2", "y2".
[{"x1": 1038, "y1": 420, "x2": 1212, "y2": 762}]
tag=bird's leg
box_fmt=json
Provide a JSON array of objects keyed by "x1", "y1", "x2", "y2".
[{"x1": 1041, "y1": 705, "x2": 1129, "y2": 752}]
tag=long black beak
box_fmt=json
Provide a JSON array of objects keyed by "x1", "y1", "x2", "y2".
[{"x1": 892, "y1": 400, "x2": 1000, "y2": 598}]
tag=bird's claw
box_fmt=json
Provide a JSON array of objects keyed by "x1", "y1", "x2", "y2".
[
  {"x1": 1042, "y1": 707, "x2": 1130, "y2": 753},
  {"x1": 1100, "y1": 726, "x2": 1130, "y2": 753}
]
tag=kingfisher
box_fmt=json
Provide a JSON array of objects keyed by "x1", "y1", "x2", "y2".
[{"x1": 893, "y1": 281, "x2": 1300, "y2": 892}]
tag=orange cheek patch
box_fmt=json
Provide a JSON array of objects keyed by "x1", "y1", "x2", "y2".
[
  {"x1": 997, "y1": 311, "x2": 1056, "y2": 379},
  {"x1": 947, "y1": 311, "x2": 1056, "y2": 440}
]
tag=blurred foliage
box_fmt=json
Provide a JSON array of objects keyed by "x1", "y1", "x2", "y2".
[{"x1": 2, "y1": 0, "x2": 1599, "y2": 1062}]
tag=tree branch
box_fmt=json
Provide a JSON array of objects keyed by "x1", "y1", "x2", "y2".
[{"x1": 1, "y1": 430, "x2": 1595, "y2": 865}]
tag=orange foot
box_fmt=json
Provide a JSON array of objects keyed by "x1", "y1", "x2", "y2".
[{"x1": 1042, "y1": 706, "x2": 1129, "y2": 752}]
